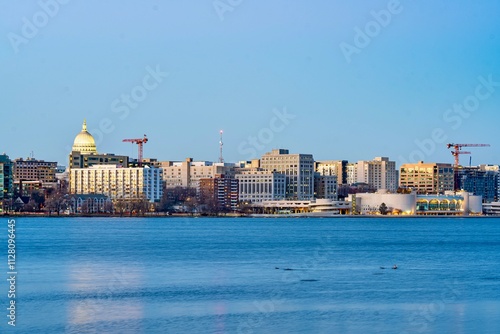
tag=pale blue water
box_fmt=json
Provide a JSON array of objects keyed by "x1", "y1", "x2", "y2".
[{"x1": 1, "y1": 217, "x2": 500, "y2": 333}]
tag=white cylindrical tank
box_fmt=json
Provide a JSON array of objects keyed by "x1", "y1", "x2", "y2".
[{"x1": 468, "y1": 195, "x2": 483, "y2": 214}]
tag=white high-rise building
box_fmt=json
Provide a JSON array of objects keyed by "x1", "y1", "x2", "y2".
[
  {"x1": 346, "y1": 163, "x2": 358, "y2": 185},
  {"x1": 70, "y1": 165, "x2": 163, "y2": 202},
  {"x1": 260, "y1": 149, "x2": 314, "y2": 200},
  {"x1": 356, "y1": 157, "x2": 398, "y2": 192}
]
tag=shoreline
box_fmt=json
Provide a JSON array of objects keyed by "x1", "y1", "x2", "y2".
[{"x1": 2, "y1": 213, "x2": 499, "y2": 219}]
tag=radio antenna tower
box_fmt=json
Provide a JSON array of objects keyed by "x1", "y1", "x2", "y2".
[{"x1": 219, "y1": 130, "x2": 224, "y2": 163}]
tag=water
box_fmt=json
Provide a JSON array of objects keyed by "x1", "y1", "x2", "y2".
[{"x1": 1, "y1": 217, "x2": 500, "y2": 333}]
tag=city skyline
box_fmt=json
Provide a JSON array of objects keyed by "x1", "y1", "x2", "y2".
[
  {"x1": 1, "y1": 1, "x2": 500, "y2": 166},
  {"x1": 2, "y1": 117, "x2": 500, "y2": 169}
]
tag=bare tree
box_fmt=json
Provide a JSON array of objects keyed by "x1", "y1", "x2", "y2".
[
  {"x1": 45, "y1": 192, "x2": 68, "y2": 216},
  {"x1": 114, "y1": 198, "x2": 127, "y2": 217}
]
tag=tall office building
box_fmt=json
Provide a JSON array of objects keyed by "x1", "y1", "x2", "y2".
[
  {"x1": 236, "y1": 169, "x2": 286, "y2": 203},
  {"x1": 456, "y1": 167, "x2": 498, "y2": 202},
  {"x1": 399, "y1": 161, "x2": 454, "y2": 194},
  {"x1": 260, "y1": 149, "x2": 314, "y2": 200}
]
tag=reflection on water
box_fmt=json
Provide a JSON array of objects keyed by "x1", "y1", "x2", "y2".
[{"x1": 66, "y1": 261, "x2": 144, "y2": 329}]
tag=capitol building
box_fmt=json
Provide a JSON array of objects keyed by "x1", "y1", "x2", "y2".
[
  {"x1": 71, "y1": 119, "x2": 98, "y2": 155},
  {"x1": 69, "y1": 120, "x2": 163, "y2": 203}
]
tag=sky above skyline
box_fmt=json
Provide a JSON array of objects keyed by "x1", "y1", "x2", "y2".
[{"x1": 1, "y1": 0, "x2": 500, "y2": 167}]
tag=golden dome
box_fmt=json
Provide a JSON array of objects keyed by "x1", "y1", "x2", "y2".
[{"x1": 72, "y1": 119, "x2": 97, "y2": 154}]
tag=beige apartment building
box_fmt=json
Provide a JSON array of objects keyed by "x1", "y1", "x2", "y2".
[
  {"x1": 315, "y1": 160, "x2": 347, "y2": 184},
  {"x1": 70, "y1": 165, "x2": 163, "y2": 202},
  {"x1": 161, "y1": 158, "x2": 235, "y2": 189},
  {"x1": 399, "y1": 161, "x2": 454, "y2": 194},
  {"x1": 13, "y1": 158, "x2": 57, "y2": 182}
]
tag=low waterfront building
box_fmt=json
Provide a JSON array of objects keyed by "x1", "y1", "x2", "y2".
[
  {"x1": 250, "y1": 199, "x2": 351, "y2": 215},
  {"x1": 351, "y1": 191, "x2": 417, "y2": 215},
  {"x1": 68, "y1": 194, "x2": 112, "y2": 214},
  {"x1": 350, "y1": 190, "x2": 482, "y2": 215},
  {"x1": 483, "y1": 202, "x2": 500, "y2": 215},
  {"x1": 416, "y1": 192, "x2": 482, "y2": 215}
]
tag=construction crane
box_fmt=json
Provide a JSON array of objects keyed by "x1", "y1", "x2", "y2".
[
  {"x1": 450, "y1": 151, "x2": 471, "y2": 166},
  {"x1": 123, "y1": 135, "x2": 148, "y2": 167},
  {"x1": 446, "y1": 143, "x2": 490, "y2": 167}
]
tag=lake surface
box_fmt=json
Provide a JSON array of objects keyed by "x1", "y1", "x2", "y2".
[{"x1": 1, "y1": 217, "x2": 499, "y2": 333}]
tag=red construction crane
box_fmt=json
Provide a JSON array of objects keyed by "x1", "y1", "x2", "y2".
[
  {"x1": 450, "y1": 151, "x2": 471, "y2": 166},
  {"x1": 123, "y1": 135, "x2": 148, "y2": 166},
  {"x1": 446, "y1": 143, "x2": 490, "y2": 167}
]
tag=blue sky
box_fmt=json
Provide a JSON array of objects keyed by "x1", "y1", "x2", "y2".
[{"x1": 1, "y1": 0, "x2": 499, "y2": 167}]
